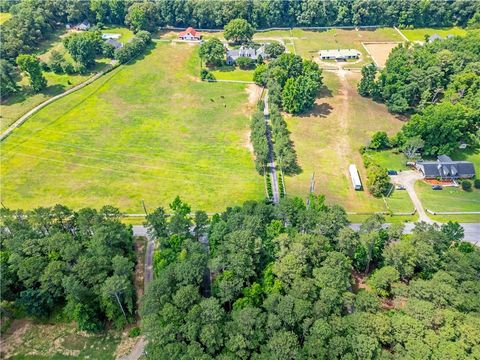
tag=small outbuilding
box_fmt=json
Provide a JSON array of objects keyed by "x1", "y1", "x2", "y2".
[
  {"x1": 349, "y1": 164, "x2": 362, "y2": 190},
  {"x1": 416, "y1": 155, "x2": 476, "y2": 179},
  {"x1": 428, "y1": 34, "x2": 442, "y2": 43},
  {"x1": 178, "y1": 27, "x2": 202, "y2": 41},
  {"x1": 102, "y1": 33, "x2": 121, "y2": 40},
  {"x1": 319, "y1": 49, "x2": 360, "y2": 61},
  {"x1": 75, "y1": 20, "x2": 91, "y2": 31}
]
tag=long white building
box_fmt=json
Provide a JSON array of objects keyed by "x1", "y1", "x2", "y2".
[{"x1": 349, "y1": 164, "x2": 362, "y2": 190}]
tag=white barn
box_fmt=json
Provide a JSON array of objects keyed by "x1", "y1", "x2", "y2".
[
  {"x1": 349, "y1": 164, "x2": 362, "y2": 190},
  {"x1": 319, "y1": 49, "x2": 360, "y2": 61}
]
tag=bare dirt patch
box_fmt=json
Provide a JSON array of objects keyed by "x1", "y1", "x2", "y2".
[
  {"x1": 0, "y1": 319, "x2": 33, "y2": 358},
  {"x1": 362, "y1": 42, "x2": 401, "y2": 68},
  {"x1": 246, "y1": 84, "x2": 263, "y2": 107}
]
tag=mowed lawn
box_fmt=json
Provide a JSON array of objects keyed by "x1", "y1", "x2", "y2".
[
  {"x1": 254, "y1": 28, "x2": 403, "y2": 67},
  {"x1": 284, "y1": 71, "x2": 412, "y2": 214},
  {"x1": 400, "y1": 26, "x2": 468, "y2": 42},
  {"x1": 1, "y1": 42, "x2": 263, "y2": 213}
]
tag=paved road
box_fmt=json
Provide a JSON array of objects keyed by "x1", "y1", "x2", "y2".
[
  {"x1": 120, "y1": 226, "x2": 154, "y2": 360},
  {"x1": 350, "y1": 223, "x2": 479, "y2": 245},
  {"x1": 0, "y1": 62, "x2": 116, "y2": 141},
  {"x1": 263, "y1": 92, "x2": 280, "y2": 204}
]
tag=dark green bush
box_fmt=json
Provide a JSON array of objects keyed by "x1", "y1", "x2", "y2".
[
  {"x1": 461, "y1": 180, "x2": 472, "y2": 191},
  {"x1": 474, "y1": 179, "x2": 480, "y2": 189},
  {"x1": 129, "y1": 327, "x2": 141, "y2": 337}
]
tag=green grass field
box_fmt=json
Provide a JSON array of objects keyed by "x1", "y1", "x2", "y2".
[
  {"x1": 1, "y1": 42, "x2": 263, "y2": 213},
  {"x1": 1, "y1": 28, "x2": 114, "y2": 132},
  {"x1": 415, "y1": 181, "x2": 480, "y2": 222},
  {"x1": 255, "y1": 27, "x2": 403, "y2": 68},
  {"x1": 0, "y1": 12, "x2": 11, "y2": 24},
  {"x1": 400, "y1": 26, "x2": 468, "y2": 42},
  {"x1": 210, "y1": 65, "x2": 254, "y2": 81},
  {"x1": 284, "y1": 71, "x2": 412, "y2": 215}
]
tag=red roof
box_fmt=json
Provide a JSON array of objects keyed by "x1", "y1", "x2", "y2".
[{"x1": 179, "y1": 27, "x2": 200, "y2": 38}]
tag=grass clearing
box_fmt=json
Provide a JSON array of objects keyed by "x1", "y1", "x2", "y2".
[
  {"x1": 0, "y1": 12, "x2": 11, "y2": 24},
  {"x1": 1, "y1": 320, "x2": 120, "y2": 359},
  {"x1": 400, "y1": 26, "x2": 468, "y2": 42},
  {"x1": 284, "y1": 70, "x2": 412, "y2": 215},
  {"x1": 367, "y1": 150, "x2": 408, "y2": 171},
  {"x1": 1, "y1": 42, "x2": 263, "y2": 213}
]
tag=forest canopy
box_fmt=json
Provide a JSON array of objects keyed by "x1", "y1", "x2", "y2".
[{"x1": 141, "y1": 196, "x2": 480, "y2": 359}]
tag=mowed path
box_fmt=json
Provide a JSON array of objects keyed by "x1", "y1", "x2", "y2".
[
  {"x1": 0, "y1": 43, "x2": 263, "y2": 212},
  {"x1": 284, "y1": 71, "x2": 405, "y2": 213}
]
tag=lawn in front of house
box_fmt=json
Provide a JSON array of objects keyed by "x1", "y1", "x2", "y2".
[
  {"x1": 209, "y1": 65, "x2": 254, "y2": 81},
  {"x1": 415, "y1": 181, "x2": 480, "y2": 216},
  {"x1": 366, "y1": 150, "x2": 409, "y2": 171},
  {"x1": 400, "y1": 26, "x2": 468, "y2": 42},
  {"x1": 1, "y1": 42, "x2": 263, "y2": 213},
  {"x1": 283, "y1": 71, "x2": 412, "y2": 215}
]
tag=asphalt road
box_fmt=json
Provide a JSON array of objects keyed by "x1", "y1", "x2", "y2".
[{"x1": 350, "y1": 223, "x2": 479, "y2": 245}]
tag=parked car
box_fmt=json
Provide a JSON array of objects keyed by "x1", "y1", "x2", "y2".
[
  {"x1": 432, "y1": 185, "x2": 443, "y2": 190},
  {"x1": 387, "y1": 170, "x2": 398, "y2": 176},
  {"x1": 395, "y1": 185, "x2": 406, "y2": 190}
]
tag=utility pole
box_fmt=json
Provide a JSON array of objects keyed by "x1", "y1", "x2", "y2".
[
  {"x1": 142, "y1": 199, "x2": 148, "y2": 216},
  {"x1": 306, "y1": 172, "x2": 315, "y2": 208}
]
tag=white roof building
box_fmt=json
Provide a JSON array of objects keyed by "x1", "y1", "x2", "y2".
[
  {"x1": 319, "y1": 49, "x2": 360, "y2": 60},
  {"x1": 349, "y1": 164, "x2": 362, "y2": 190}
]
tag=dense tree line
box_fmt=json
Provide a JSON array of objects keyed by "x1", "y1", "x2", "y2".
[
  {"x1": 141, "y1": 196, "x2": 479, "y2": 359},
  {"x1": 114, "y1": 30, "x2": 152, "y2": 64},
  {"x1": 0, "y1": 205, "x2": 136, "y2": 331},
  {"x1": 360, "y1": 31, "x2": 480, "y2": 156}
]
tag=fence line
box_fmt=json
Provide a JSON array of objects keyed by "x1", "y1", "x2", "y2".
[
  {"x1": 160, "y1": 25, "x2": 388, "y2": 33},
  {"x1": 426, "y1": 209, "x2": 480, "y2": 215}
]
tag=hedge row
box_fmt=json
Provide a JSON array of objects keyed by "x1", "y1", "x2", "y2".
[
  {"x1": 269, "y1": 104, "x2": 300, "y2": 175},
  {"x1": 115, "y1": 31, "x2": 152, "y2": 64},
  {"x1": 250, "y1": 110, "x2": 269, "y2": 174}
]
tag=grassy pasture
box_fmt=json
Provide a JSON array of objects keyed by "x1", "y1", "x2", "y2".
[
  {"x1": 0, "y1": 42, "x2": 263, "y2": 213},
  {"x1": 284, "y1": 71, "x2": 412, "y2": 215},
  {"x1": 400, "y1": 26, "x2": 468, "y2": 42},
  {"x1": 1, "y1": 28, "x2": 114, "y2": 132}
]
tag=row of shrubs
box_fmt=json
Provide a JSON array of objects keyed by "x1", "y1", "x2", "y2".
[
  {"x1": 250, "y1": 103, "x2": 270, "y2": 174},
  {"x1": 265, "y1": 170, "x2": 273, "y2": 200},
  {"x1": 461, "y1": 179, "x2": 480, "y2": 191},
  {"x1": 115, "y1": 31, "x2": 152, "y2": 64},
  {"x1": 278, "y1": 172, "x2": 285, "y2": 198},
  {"x1": 269, "y1": 104, "x2": 300, "y2": 175}
]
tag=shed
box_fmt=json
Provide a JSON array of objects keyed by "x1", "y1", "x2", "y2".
[
  {"x1": 428, "y1": 34, "x2": 442, "y2": 43},
  {"x1": 105, "y1": 39, "x2": 123, "y2": 49},
  {"x1": 349, "y1": 164, "x2": 362, "y2": 190}
]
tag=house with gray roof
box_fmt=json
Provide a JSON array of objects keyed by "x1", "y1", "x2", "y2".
[
  {"x1": 226, "y1": 45, "x2": 266, "y2": 65},
  {"x1": 416, "y1": 155, "x2": 476, "y2": 179},
  {"x1": 428, "y1": 34, "x2": 443, "y2": 43},
  {"x1": 105, "y1": 38, "x2": 123, "y2": 49}
]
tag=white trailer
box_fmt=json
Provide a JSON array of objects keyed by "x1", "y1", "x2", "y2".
[{"x1": 349, "y1": 164, "x2": 362, "y2": 190}]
